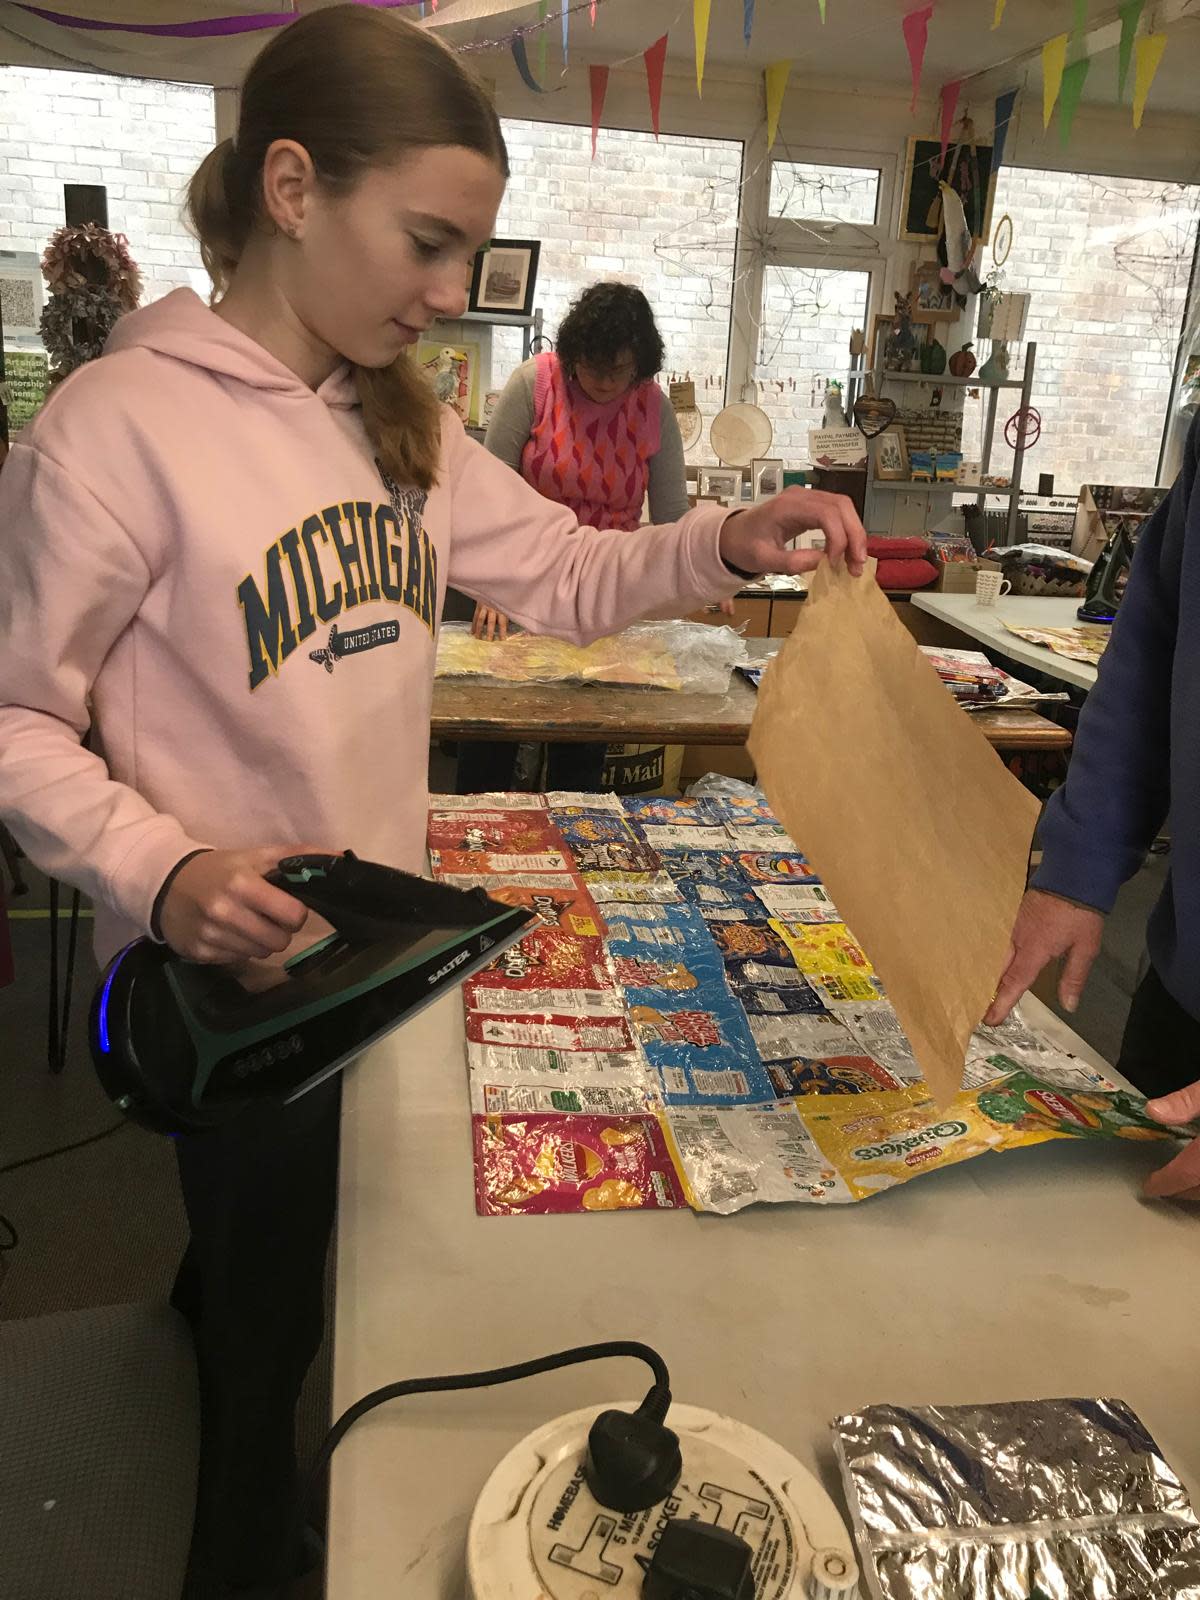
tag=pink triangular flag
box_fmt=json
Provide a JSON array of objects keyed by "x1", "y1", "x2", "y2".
[
  {"x1": 589, "y1": 63, "x2": 609, "y2": 158},
  {"x1": 902, "y1": 5, "x2": 934, "y2": 115},
  {"x1": 644, "y1": 35, "x2": 668, "y2": 138},
  {"x1": 939, "y1": 79, "x2": 961, "y2": 163}
]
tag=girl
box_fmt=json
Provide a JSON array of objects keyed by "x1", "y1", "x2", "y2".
[
  {"x1": 0, "y1": 8, "x2": 865, "y2": 1592},
  {"x1": 454, "y1": 280, "x2": 690, "y2": 793}
]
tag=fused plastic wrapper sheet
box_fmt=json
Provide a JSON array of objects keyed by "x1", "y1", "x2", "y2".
[
  {"x1": 748, "y1": 560, "x2": 1040, "y2": 1105},
  {"x1": 435, "y1": 620, "x2": 749, "y2": 694},
  {"x1": 833, "y1": 1398, "x2": 1200, "y2": 1600}
]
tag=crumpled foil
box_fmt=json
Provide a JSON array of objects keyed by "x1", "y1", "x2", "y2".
[{"x1": 832, "y1": 1398, "x2": 1200, "y2": 1600}]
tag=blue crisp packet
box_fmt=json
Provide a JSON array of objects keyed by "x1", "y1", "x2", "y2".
[
  {"x1": 724, "y1": 960, "x2": 829, "y2": 1014},
  {"x1": 621, "y1": 796, "x2": 722, "y2": 827}
]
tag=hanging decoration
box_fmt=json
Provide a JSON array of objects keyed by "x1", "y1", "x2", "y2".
[
  {"x1": 590, "y1": 0, "x2": 596, "y2": 22},
  {"x1": 1117, "y1": 0, "x2": 1144, "y2": 99},
  {"x1": 14, "y1": 2, "x2": 305, "y2": 33},
  {"x1": 1132, "y1": 31, "x2": 1167, "y2": 128},
  {"x1": 561, "y1": 0, "x2": 568, "y2": 63},
  {"x1": 1071, "y1": 0, "x2": 1087, "y2": 40},
  {"x1": 537, "y1": 0, "x2": 548, "y2": 78},
  {"x1": 764, "y1": 60, "x2": 792, "y2": 150},
  {"x1": 644, "y1": 33, "x2": 668, "y2": 138},
  {"x1": 991, "y1": 0, "x2": 1006, "y2": 27},
  {"x1": 40, "y1": 223, "x2": 142, "y2": 379},
  {"x1": 1057, "y1": 54, "x2": 1089, "y2": 147},
  {"x1": 818, "y1": 0, "x2": 826, "y2": 19},
  {"x1": 589, "y1": 62, "x2": 609, "y2": 157},
  {"x1": 743, "y1": 0, "x2": 754, "y2": 47},
  {"x1": 901, "y1": 5, "x2": 934, "y2": 115},
  {"x1": 992, "y1": 86, "x2": 1018, "y2": 171},
  {"x1": 693, "y1": 0, "x2": 711, "y2": 96},
  {"x1": 511, "y1": 33, "x2": 549, "y2": 90},
  {"x1": 939, "y1": 80, "x2": 962, "y2": 163},
  {"x1": 1041, "y1": 33, "x2": 1067, "y2": 128}
]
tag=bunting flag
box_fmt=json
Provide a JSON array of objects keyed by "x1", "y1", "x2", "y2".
[
  {"x1": 537, "y1": 0, "x2": 548, "y2": 78},
  {"x1": 765, "y1": 60, "x2": 792, "y2": 150},
  {"x1": 590, "y1": 0, "x2": 596, "y2": 22},
  {"x1": 511, "y1": 34, "x2": 548, "y2": 91},
  {"x1": 589, "y1": 63, "x2": 609, "y2": 157},
  {"x1": 939, "y1": 79, "x2": 961, "y2": 164},
  {"x1": 694, "y1": 0, "x2": 711, "y2": 95},
  {"x1": 1132, "y1": 31, "x2": 1167, "y2": 128},
  {"x1": 561, "y1": 0, "x2": 568, "y2": 63},
  {"x1": 1057, "y1": 54, "x2": 1089, "y2": 146},
  {"x1": 644, "y1": 34, "x2": 668, "y2": 137},
  {"x1": 901, "y1": 5, "x2": 933, "y2": 115},
  {"x1": 992, "y1": 0, "x2": 1006, "y2": 27},
  {"x1": 1072, "y1": 0, "x2": 1087, "y2": 39},
  {"x1": 743, "y1": 0, "x2": 754, "y2": 46},
  {"x1": 992, "y1": 87, "x2": 1018, "y2": 172},
  {"x1": 818, "y1": 0, "x2": 826, "y2": 18},
  {"x1": 1117, "y1": 0, "x2": 1144, "y2": 100},
  {"x1": 1042, "y1": 33, "x2": 1067, "y2": 128}
]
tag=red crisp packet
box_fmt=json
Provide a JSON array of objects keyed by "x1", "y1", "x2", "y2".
[
  {"x1": 467, "y1": 1011, "x2": 636, "y2": 1053},
  {"x1": 482, "y1": 879, "x2": 603, "y2": 939},
  {"x1": 473, "y1": 1112, "x2": 686, "y2": 1215},
  {"x1": 468, "y1": 926, "x2": 610, "y2": 993},
  {"x1": 432, "y1": 848, "x2": 571, "y2": 876},
  {"x1": 427, "y1": 809, "x2": 563, "y2": 855}
]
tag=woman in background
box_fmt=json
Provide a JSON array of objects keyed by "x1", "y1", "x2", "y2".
[{"x1": 454, "y1": 281, "x2": 690, "y2": 794}]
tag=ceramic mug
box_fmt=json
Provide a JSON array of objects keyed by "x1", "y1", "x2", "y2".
[{"x1": 975, "y1": 570, "x2": 1013, "y2": 607}]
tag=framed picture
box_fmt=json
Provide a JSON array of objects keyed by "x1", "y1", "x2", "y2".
[
  {"x1": 698, "y1": 467, "x2": 743, "y2": 503},
  {"x1": 873, "y1": 427, "x2": 909, "y2": 481},
  {"x1": 0, "y1": 250, "x2": 45, "y2": 345},
  {"x1": 468, "y1": 239, "x2": 541, "y2": 318},
  {"x1": 415, "y1": 338, "x2": 482, "y2": 425},
  {"x1": 752, "y1": 458, "x2": 784, "y2": 498},
  {"x1": 910, "y1": 260, "x2": 957, "y2": 322},
  {"x1": 901, "y1": 135, "x2": 995, "y2": 244}
]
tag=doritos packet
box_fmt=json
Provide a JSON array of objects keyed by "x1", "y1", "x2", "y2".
[{"x1": 474, "y1": 1113, "x2": 686, "y2": 1216}]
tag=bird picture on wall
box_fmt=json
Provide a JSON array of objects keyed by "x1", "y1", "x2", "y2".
[{"x1": 415, "y1": 340, "x2": 481, "y2": 426}]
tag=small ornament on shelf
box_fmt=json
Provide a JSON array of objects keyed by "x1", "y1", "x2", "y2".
[{"x1": 949, "y1": 342, "x2": 976, "y2": 377}]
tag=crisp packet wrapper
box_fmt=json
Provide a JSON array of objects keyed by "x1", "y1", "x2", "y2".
[
  {"x1": 974, "y1": 1063, "x2": 1187, "y2": 1145},
  {"x1": 663, "y1": 1100, "x2": 853, "y2": 1212},
  {"x1": 833, "y1": 1397, "x2": 1200, "y2": 1600},
  {"x1": 426, "y1": 808, "x2": 562, "y2": 855},
  {"x1": 473, "y1": 1112, "x2": 686, "y2": 1215}
]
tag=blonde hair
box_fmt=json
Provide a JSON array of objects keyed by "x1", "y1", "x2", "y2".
[{"x1": 187, "y1": 4, "x2": 507, "y2": 491}]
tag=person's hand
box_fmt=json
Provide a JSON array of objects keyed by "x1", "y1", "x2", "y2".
[
  {"x1": 1144, "y1": 1082, "x2": 1200, "y2": 1201},
  {"x1": 718, "y1": 598, "x2": 736, "y2": 617},
  {"x1": 472, "y1": 603, "x2": 509, "y2": 641},
  {"x1": 718, "y1": 488, "x2": 868, "y2": 580},
  {"x1": 985, "y1": 887, "x2": 1105, "y2": 1024},
  {"x1": 160, "y1": 846, "x2": 326, "y2": 963}
]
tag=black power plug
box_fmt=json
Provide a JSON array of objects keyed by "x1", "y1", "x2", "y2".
[
  {"x1": 585, "y1": 1404, "x2": 683, "y2": 1513},
  {"x1": 638, "y1": 1521, "x2": 755, "y2": 1600}
]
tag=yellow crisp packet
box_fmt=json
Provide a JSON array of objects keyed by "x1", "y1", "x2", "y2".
[
  {"x1": 797, "y1": 1087, "x2": 1021, "y2": 1201},
  {"x1": 770, "y1": 919, "x2": 874, "y2": 978}
]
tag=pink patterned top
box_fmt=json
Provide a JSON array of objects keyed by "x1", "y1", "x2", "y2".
[{"x1": 520, "y1": 351, "x2": 663, "y2": 532}]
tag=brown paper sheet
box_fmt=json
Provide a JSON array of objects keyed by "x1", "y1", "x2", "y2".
[{"x1": 748, "y1": 559, "x2": 1040, "y2": 1106}]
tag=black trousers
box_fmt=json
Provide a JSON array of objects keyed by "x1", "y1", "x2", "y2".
[
  {"x1": 170, "y1": 1077, "x2": 342, "y2": 1590},
  {"x1": 454, "y1": 738, "x2": 609, "y2": 795},
  {"x1": 1116, "y1": 965, "x2": 1200, "y2": 1099}
]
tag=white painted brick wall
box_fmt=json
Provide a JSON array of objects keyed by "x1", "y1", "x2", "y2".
[{"x1": 0, "y1": 66, "x2": 214, "y2": 308}]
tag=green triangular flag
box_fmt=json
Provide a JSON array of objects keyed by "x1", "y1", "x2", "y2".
[
  {"x1": 1117, "y1": 0, "x2": 1144, "y2": 101},
  {"x1": 818, "y1": 0, "x2": 826, "y2": 18},
  {"x1": 1058, "y1": 55, "x2": 1090, "y2": 147},
  {"x1": 1072, "y1": 0, "x2": 1087, "y2": 39}
]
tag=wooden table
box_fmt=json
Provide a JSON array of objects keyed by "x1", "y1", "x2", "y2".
[
  {"x1": 910, "y1": 593, "x2": 1101, "y2": 691},
  {"x1": 431, "y1": 639, "x2": 1072, "y2": 752},
  {"x1": 326, "y1": 995, "x2": 1200, "y2": 1598}
]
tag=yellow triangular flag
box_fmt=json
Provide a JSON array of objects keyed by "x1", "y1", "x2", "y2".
[
  {"x1": 694, "y1": 0, "x2": 711, "y2": 96},
  {"x1": 1042, "y1": 33, "x2": 1068, "y2": 128},
  {"x1": 1132, "y1": 31, "x2": 1167, "y2": 128},
  {"x1": 765, "y1": 60, "x2": 792, "y2": 150},
  {"x1": 992, "y1": 0, "x2": 1006, "y2": 26}
]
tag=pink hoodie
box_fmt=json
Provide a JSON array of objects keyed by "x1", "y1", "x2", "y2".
[{"x1": 0, "y1": 290, "x2": 740, "y2": 963}]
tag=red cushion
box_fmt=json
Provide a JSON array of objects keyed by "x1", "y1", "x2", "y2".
[
  {"x1": 866, "y1": 536, "x2": 932, "y2": 560},
  {"x1": 874, "y1": 557, "x2": 939, "y2": 592}
]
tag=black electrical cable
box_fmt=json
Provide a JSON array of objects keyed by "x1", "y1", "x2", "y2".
[
  {"x1": 0, "y1": 1118, "x2": 127, "y2": 1177},
  {"x1": 274, "y1": 1339, "x2": 672, "y2": 1595}
]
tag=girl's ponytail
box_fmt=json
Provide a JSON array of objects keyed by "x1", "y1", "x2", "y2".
[{"x1": 186, "y1": 139, "x2": 246, "y2": 299}]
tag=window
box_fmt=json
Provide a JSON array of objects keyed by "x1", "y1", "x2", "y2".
[
  {"x1": 962, "y1": 167, "x2": 1200, "y2": 493},
  {"x1": 756, "y1": 265, "x2": 873, "y2": 463},
  {"x1": 493, "y1": 120, "x2": 743, "y2": 458},
  {"x1": 0, "y1": 66, "x2": 216, "y2": 307},
  {"x1": 769, "y1": 161, "x2": 880, "y2": 227}
]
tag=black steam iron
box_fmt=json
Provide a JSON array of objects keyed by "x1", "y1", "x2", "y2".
[
  {"x1": 90, "y1": 852, "x2": 534, "y2": 1136},
  {"x1": 1077, "y1": 520, "x2": 1135, "y2": 624}
]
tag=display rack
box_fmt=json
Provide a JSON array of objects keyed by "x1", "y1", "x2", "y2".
[
  {"x1": 446, "y1": 307, "x2": 544, "y2": 364},
  {"x1": 862, "y1": 342, "x2": 1037, "y2": 547}
]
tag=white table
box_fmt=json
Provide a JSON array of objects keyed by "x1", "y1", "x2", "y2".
[
  {"x1": 327, "y1": 994, "x2": 1200, "y2": 1597},
  {"x1": 910, "y1": 592, "x2": 1101, "y2": 691}
]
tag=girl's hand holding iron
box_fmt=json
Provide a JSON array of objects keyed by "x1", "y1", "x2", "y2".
[{"x1": 159, "y1": 845, "x2": 324, "y2": 963}]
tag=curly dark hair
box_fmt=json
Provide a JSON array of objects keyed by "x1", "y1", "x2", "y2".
[{"x1": 555, "y1": 282, "x2": 665, "y2": 382}]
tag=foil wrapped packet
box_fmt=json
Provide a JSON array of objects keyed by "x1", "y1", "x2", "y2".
[{"x1": 833, "y1": 1398, "x2": 1200, "y2": 1599}]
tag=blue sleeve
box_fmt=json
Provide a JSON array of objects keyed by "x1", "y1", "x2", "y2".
[{"x1": 1032, "y1": 418, "x2": 1196, "y2": 912}]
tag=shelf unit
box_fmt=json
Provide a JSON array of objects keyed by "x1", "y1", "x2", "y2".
[
  {"x1": 440, "y1": 307, "x2": 544, "y2": 363},
  {"x1": 861, "y1": 342, "x2": 1037, "y2": 546}
]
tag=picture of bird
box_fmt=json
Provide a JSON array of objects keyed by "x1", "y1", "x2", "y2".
[{"x1": 432, "y1": 346, "x2": 466, "y2": 405}]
